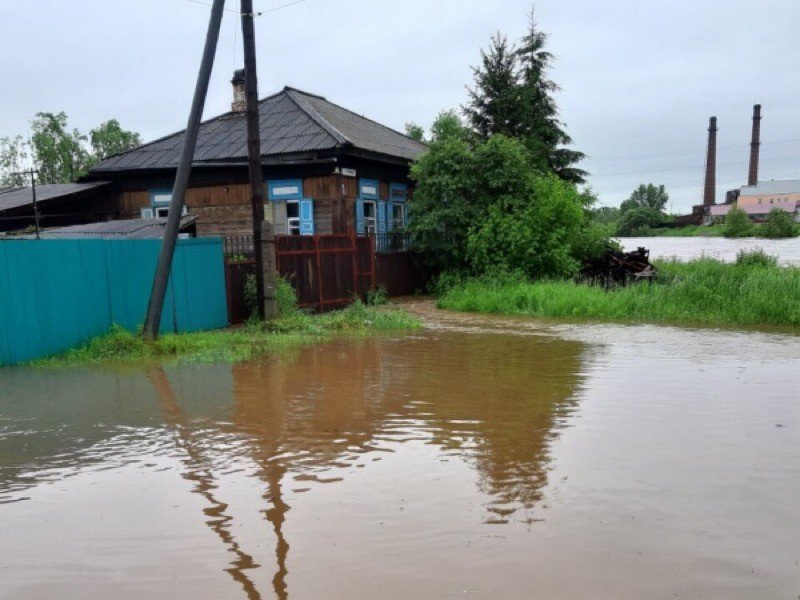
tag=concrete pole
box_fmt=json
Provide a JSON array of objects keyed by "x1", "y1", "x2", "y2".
[
  {"x1": 142, "y1": 0, "x2": 226, "y2": 339},
  {"x1": 241, "y1": 0, "x2": 277, "y2": 319}
]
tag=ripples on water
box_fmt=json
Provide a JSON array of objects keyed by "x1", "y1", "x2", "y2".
[{"x1": 1, "y1": 310, "x2": 798, "y2": 599}]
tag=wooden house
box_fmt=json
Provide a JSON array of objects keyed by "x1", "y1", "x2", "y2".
[{"x1": 79, "y1": 73, "x2": 427, "y2": 241}]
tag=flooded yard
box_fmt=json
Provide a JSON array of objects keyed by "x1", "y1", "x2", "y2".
[{"x1": 1, "y1": 303, "x2": 798, "y2": 599}]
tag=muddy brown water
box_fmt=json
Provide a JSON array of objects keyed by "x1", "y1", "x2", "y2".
[{"x1": 1, "y1": 301, "x2": 798, "y2": 599}]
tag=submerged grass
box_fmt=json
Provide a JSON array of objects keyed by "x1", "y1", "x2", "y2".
[
  {"x1": 37, "y1": 301, "x2": 421, "y2": 367},
  {"x1": 437, "y1": 256, "x2": 800, "y2": 329}
]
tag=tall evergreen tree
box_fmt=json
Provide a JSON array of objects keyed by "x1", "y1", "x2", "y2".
[
  {"x1": 464, "y1": 34, "x2": 523, "y2": 140},
  {"x1": 464, "y1": 8, "x2": 586, "y2": 184},
  {"x1": 516, "y1": 10, "x2": 586, "y2": 183}
]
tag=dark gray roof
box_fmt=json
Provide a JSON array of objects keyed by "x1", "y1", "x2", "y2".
[
  {"x1": 11, "y1": 216, "x2": 197, "y2": 239},
  {"x1": 0, "y1": 182, "x2": 111, "y2": 213},
  {"x1": 90, "y1": 87, "x2": 427, "y2": 174}
]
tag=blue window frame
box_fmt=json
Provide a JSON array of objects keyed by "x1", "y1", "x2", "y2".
[
  {"x1": 149, "y1": 188, "x2": 173, "y2": 206},
  {"x1": 358, "y1": 179, "x2": 379, "y2": 200},
  {"x1": 389, "y1": 183, "x2": 408, "y2": 202},
  {"x1": 267, "y1": 179, "x2": 303, "y2": 201}
]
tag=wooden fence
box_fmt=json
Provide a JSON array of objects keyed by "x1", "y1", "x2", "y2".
[
  {"x1": 275, "y1": 234, "x2": 375, "y2": 310},
  {"x1": 224, "y1": 233, "x2": 425, "y2": 320}
]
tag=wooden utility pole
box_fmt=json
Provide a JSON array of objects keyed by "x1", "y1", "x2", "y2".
[
  {"x1": 241, "y1": 0, "x2": 277, "y2": 319},
  {"x1": 142, "y1": 0, "x2": 226, "y2": 339}
]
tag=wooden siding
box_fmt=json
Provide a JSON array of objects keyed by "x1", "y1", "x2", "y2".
[{"x1": 104, "y1": 173, "x2": 410, "y2": 238}]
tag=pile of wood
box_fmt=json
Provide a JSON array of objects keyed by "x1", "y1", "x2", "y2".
[{"x1": 580, "y1": 246, "x2": 655, "y2": 287}]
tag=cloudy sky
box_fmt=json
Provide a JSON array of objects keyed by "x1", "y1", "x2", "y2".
[{"x1": 2, "y1": 0, "x2": 799, "y2": 212}]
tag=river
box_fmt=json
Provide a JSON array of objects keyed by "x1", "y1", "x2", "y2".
[
  {"x1": 0, "y1": 303, "x2": 798, "y2": 599},
  {"x1": 620, "y1": 235, "x2": 800, "y2": 266}
]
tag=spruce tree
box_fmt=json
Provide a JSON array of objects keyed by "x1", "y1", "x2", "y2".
[
  {"x1": 517, "y1": 10, "x2": 586, "y2": 183},
  {"x1": 464, "y1": 34, "x2": 523, "y2": 140},
  {"x1": 465, "y1": 9, "x2": 586, "y2": 184}
]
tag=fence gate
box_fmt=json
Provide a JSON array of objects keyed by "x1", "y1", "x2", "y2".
[{"x1": 275, "y1": 234, "x2": 375, "y2": 311}]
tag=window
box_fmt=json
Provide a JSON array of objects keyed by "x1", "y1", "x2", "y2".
[
  {"x1": 392, "y1": 203, "x2": 405, "y2": 230},
  {"x1": 363, "y1": 200, "x2": 377, "y2": 234},
  {"x1": 390, "y1": 183, "x2": 407, "y2": 202},
  {"x1": 287, "y1": 201, "x2": 301, "y2": 235}
]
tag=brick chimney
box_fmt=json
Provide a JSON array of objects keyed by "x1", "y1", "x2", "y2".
[
  {"x1": 748, "y1": 104, "x2": 761, "y2": 186},
  {"x1": 231, "y1": 69, "x2": 246, "y2": 112},
  {"x1": 703, "y1": 116, "x2": 717, "y2": 206}
]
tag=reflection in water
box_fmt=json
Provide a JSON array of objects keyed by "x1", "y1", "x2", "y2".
[
  {"x1": 0, "y1": 330, "x2": 587, "y2": 598},
  {"x1": 7, "y1": 317, "x2": 796, "y2": 598}
]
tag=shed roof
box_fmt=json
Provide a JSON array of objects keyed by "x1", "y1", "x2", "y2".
[
  {"x1": 739, "y1": 180, "x2": 800, "y2": 196},
  {"x1": 0, "y1": 181, "x2": 111, "y2": 213},
  {"x1": 89, "y1": 87, "x2": 427, "y2": 174},
  {"x1": 11, "y1": 216, "x2": 197, "y2": 239}
]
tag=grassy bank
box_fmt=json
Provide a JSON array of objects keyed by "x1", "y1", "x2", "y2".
[
  {"x1": 622, "y1": 222, "x2": 799, "y2": 238},
  {"x1": 625, "y1": 224, "x2": 725, "y2": 237},
  {"x1": 437, "y1": 255, "x2": 800, "y2": 329},
  {"x1": 37, "y1": 301, "x2": 421, "y2": 366}
]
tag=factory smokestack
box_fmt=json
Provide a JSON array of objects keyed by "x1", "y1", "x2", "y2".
[
  {"x1": 748, "y1": 104, "x2": 762, "y2": 186},
  {"x1": 703, "y1": 116, "x2": 717, "y2": 206}
]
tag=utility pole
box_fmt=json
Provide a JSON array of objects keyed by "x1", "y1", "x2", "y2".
[
  {"x1": 241, "y1": 0, "x2": 276, "y2": 319},
  {"x1": 30, "y1": 168, "x2": 40, "y2": 238},
  {"x1": 142, "y1": 0, "x2": 226, "y2": 340}
]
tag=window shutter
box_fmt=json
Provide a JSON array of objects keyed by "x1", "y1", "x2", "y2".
[
  {"x1": 299, "y1": 199, "x2": 315, "y2": 235},
  {"x1": 355, "y1": 199, "x2": 365, "y2": 235},
  {"x1": 140, "y1": 207, "x2": 154, "y2": 219},
  {"x1": 273, "y1": 201, "x2": 288, "y2": 234},
  {"x1": 378, "y1": 201, "x2": 387, "y2": 233},
  {"x1": 386, "y1": 201, "x2": 394, "y2": 232}
]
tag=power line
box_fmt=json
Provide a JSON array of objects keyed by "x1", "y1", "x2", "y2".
[{"x1": 184, "y1": 0, "x2": 310, "y2": 17}]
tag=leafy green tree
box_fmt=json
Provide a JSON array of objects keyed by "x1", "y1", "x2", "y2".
[
  {"x1": 467, "y1": 175, "x2": 586, "y2": 277},
  {"x1": 590, "y1": 205, "x2": 621, "y2": 225},
  {"x1": 30, "y1": 112, "x2": 92, "y2": 184},
  {"x1": 620, "y1": 184, "x2": 669, "y2": 214},
  {"x1": 0, "y1": 135, "x2": 28, "y2": 187},
  {"x1": 409, "y1": 111, "x2": 608, "y2": 276},
  {"x1": 723, "y1": 205, "x2": 753, "y2": 238},
  {"x1": 615, "y1": 206, "x2": 664, "y2": 236},
  {"x1": 516, "y1": 10, "x2": 586, "y2": 183},
  {"x1": 760, "y1": 208, "x2": 798, "y2": 239},
  {"x1": 89, "y1": 119, "x2": 141, "y2": 161},
  {"x1": 404, "y1": 122, "x2": 425, "y2": 142},
  {"x1": 408, "y1": 112, "x2": 480, "y2": 273}
]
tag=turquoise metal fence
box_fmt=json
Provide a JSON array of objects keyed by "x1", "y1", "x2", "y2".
[{"x1": 0, "y1": 238, "x2": 228, "y2": 365}]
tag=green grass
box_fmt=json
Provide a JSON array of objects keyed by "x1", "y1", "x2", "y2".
[
  {"x1": 643, "y1": 224, "x2": 725, "y2": 237},
  {"x1": 36, "y1": 301, "x2": 421, "y2": 367},
  {"x1": 621, "y1": 222, "x2": 799, "y2": 238},
  {"x1": 437, "y1": 256, "x2": 800, "y2": 329}
]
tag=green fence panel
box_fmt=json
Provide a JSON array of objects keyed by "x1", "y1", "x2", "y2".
[{"x1": 0, "y1": 237, "x2": 228, "y2": 365}]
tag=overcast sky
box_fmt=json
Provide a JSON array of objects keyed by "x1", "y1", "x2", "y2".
[{"x1": 2, "y1": 0, "x2": 799, "y2": 212}]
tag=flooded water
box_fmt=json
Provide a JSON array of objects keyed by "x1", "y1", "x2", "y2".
[
  {"x1": 620, "y1": 236, "x2": 800, "y2": 266},
  {"x1": 1, "y1": 303, "x2": 799, "y2": 599}
]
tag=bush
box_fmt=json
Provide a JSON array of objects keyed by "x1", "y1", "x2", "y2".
[
  {"x1": 466, "y1": 175, "x2": 586, "y2": 279},
  {"x1": 761, "y1": 208, "x2": 798, "y2": 239},
  {"x1": 724, "y1": 205, "x2": 753, "y2": 238},
  {"x1": 616, "y1": 206, "x2": 664, "y2": 236},
  {"x1": 735, "y1": 249, "x2": 779, "y2": 268}
]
